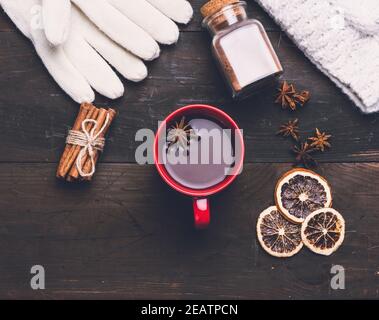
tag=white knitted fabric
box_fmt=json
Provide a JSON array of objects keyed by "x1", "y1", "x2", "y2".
[
  {"x1": 333, "y1": 0, "x2": 379, "y2": 36},
  {"x1": 255, "y1": 0, "x2": 379, "y2": 113}
]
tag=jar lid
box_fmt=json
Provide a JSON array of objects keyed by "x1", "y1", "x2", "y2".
[{"x1": 200, "y1": 0, "x2": 240, "y2": 18}]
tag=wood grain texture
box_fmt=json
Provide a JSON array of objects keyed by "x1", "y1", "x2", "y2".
[
  {"x1": 0, "y1": 163, "x2": 378, "y2": 299},
  {"x1": 0, "y1": 0, "x2": 379, "y2": 300},
  {"x1": 1, "y1": 2, "x2": 379, "y2": 163}
]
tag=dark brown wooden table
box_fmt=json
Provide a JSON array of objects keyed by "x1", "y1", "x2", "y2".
[{"x1": 1, "y1": 0, "x2": 378, "y2": 299}]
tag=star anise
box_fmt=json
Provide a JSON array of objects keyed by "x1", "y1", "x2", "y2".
[
  {"x1": 167, "y1": 117, "x2": 198, "y2": 151},
  {"x1": 277, "y1": 119, "x2": 300, "y2": 141},
  {"x1": 292, "y1": 142, "x2": 318, "y2": 168},
  {"x1": 275, "y1": 81, "x2": 297, "y2": 110},
  {"x1": 308, "y1": 128, "x2": 331, "y2": 152},
  {"x1": 293, "y1": 90, "x2": 310, "y2": 107}
]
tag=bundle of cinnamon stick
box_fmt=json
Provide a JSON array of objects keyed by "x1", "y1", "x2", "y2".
[{"x1": 57, "y1": 103, "x2": 117, "y2": 182}]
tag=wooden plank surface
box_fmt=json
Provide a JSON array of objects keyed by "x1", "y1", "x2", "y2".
[
  {"x1": 0, "y1": 0, "x2": 378, "y2": 300},
  {"x1": 0, "y1": 163, "x2": 378, "y2": 299},
  {"x1": 1, "y1": 3, "x2": 379, "y2": 163}
]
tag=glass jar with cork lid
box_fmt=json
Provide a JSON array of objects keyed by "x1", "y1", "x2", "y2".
[{"x1": 201, "y1": 0, "x2": 283, "y2": 100}]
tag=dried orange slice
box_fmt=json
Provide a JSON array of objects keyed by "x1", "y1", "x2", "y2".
[
  {"x1": 275, "y1": 168, "x2": 332, "y2": 224},
  {"x1": 301, "y1": 208, "x2": 345, "y2": 256},
  {"x1": 257, "y1": 206, "x2": 303, "y2": 258}
]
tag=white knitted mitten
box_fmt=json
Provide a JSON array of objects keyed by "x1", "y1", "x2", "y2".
[
  {"x1": 256, "y1": 0, "x2": 379, "y2": 113},
  {"x1": 331, "y1": 0, "x2": 379, "y2": 36}
]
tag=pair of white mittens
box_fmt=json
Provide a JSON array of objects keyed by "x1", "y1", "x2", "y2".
[
  {"x1": 0, "y1": 0, "x2": 193, "y2": 103},
  {"x1": 256, "y1": 0, "x2": 379, "y2": 113}
]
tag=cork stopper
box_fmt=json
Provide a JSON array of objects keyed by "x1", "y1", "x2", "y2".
[{"x1": 201, "y1": 0, "x2": 240, "y2": 18}]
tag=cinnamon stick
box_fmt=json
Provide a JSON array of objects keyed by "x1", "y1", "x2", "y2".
[
  {"x1": 58, "y1": 104, "x2": 99, "y2": 179},
  {"x1": 56, "y1": 103, "x2": 92, "y2": 179},
  {"x1": 57, "y1": 103, "x2": 117, "y2": 182},
  {"x1": 82, "y1": 108, "x2": 117, "y2": 181},
  {"x1": 68, "y1": 108, "x2": 109, "y2": 180}
]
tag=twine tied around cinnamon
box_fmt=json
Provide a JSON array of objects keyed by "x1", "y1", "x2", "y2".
[{"x1": 66, "y1": 113, "x2": 110, "y2": 177}]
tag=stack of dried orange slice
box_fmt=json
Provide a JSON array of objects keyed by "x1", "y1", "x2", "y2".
[{"x1": 256, "y1": 168, "x2": 345, "y2": 258}]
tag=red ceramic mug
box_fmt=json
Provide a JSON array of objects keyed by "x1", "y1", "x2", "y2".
[{"x1": 154, "y1": 104, "x2": 245, "y2": 229}]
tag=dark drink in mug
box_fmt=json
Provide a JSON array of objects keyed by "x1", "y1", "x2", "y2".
[
  {"x1": 154, "y1": 105, "x2": 245, "y2": 228},
  {"x1": 164, "y1": 117, "x2": 236, "y2": 190}
]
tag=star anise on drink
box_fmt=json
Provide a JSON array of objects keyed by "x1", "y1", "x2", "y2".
[
  {"x1": 167, "y1": 117, "x2": 198, "y2": 151},
  {"x1": 292, "y1": 142, "x2": 318, "y2": 168},
  {"x1": 275, "y1": 81, "x2": 297, "y2": 110},
  {"x1": 308, "y1": 128, "x2": 331, "y2": 152},
  {"x1": 277, "y1": 119, "x2": 300, "y2": 141}
]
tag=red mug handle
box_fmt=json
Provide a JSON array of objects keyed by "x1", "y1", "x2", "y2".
[{"x1": 193, "y1": 198, "x2": 210, "y2": 229}]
